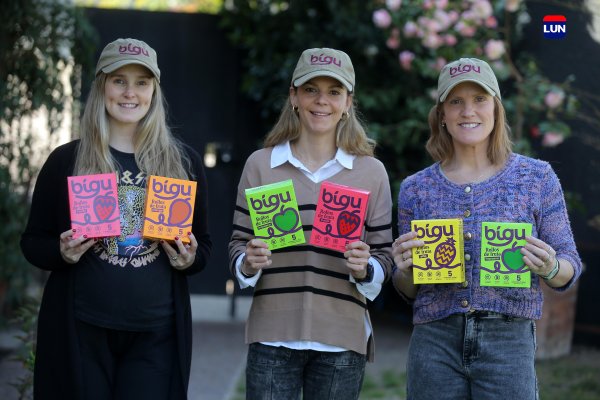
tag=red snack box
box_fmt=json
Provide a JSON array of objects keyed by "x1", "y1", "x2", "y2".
[{"x1": 310, "y1": 181, "x2": 370, "y2": 252}]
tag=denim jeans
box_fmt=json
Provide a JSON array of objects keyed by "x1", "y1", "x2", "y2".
[
  {"x1": 407, "y1": 312, "x2": 538, "y2": 400},
  {"x1": 245, "y1": 343, "x2": 367, "y2": 400}
]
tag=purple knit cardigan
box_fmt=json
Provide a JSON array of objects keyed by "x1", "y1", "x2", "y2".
[{"x1": 397, "y1": 153, "x2": 582, "y2": 324}]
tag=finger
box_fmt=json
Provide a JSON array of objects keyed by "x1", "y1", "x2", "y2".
[
  {"x1": 345, "y1": 241, "x2": 369, "y2": 251},
  {"x1": 60, "y1": 229, "x2": 77, "y2": 241},
  {"x1": 248, "y1": 239, "x2": 269, "y2": 249}
]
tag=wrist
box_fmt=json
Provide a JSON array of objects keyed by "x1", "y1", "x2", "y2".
[
  {"x1": 355, "y1": 262, "x2": 374, "y2": 284},
  {"x1": 240, "y1": 255, "x2": 256, "y2": 278},
  {"x1": 541, "y1": 259, "x2": 560, "y2": 281}
]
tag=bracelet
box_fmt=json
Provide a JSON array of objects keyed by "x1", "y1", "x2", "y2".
[{"x1": 541, "y1": 259, "x2": 560, "y2": 281}]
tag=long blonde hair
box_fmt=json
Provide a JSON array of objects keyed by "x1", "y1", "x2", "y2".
[
  {"x1": 263, "y1": 89, "x2": 375, "y2": 156},
  {"x1": 74, "y1": 73, "x2": 192, "y2": 179},
  {"x1": 426, "y1": 96, "x2": 512, "y2": 164}
]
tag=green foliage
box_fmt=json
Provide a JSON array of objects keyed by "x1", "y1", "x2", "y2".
[
  {"x1": 9, "y1": 296, "x2": 40, "y2": 399},
  {"x1": 0, "y1": 0, "x2": 97, "y2": 318},
  {"x1": 219, "y1": 0, "x2": 582, "y2": 197}
]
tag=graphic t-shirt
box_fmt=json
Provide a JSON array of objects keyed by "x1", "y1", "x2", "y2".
[{"x1": 74, "y1": 148, "x2": 174, "y2": 330}]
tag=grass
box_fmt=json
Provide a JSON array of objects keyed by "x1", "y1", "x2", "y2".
[{"x1": 228, "y1": 346, "x2": 600, "y2": 400}]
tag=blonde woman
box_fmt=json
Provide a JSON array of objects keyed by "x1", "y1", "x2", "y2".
[
  {"x1": 229, "y1": 48, "x2": 394, "y2": 399},
  {"x1": 21, "y1": 38, "x2": 211, "y2": 400}
]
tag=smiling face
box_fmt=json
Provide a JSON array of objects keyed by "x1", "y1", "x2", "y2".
[
  {"x1": 104, "y1": 64, "x2": 155, "y2": 130},
  {"x1": 291, "y1": 76, "x2": 352, "y2": 139},
  {"x1": 441, "y1": 81, "x2": 496, "y2": 150}
]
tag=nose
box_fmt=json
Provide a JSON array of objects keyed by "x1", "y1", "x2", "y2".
[
  {"x1": 315, "y1": 91, "x2": 328, "y2": 104},
  {"x1": 461, "y1": 101, "x2": 475, "y2": 117},
  {"x1": 123, "y1": 84, "x2": 135, "y2": 97}
]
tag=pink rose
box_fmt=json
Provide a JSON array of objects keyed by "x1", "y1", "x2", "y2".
[
  {"x1": 544, "y1": 90, "x2": 565, "y2": 109},
  {"x1": 505, "y1": 0, "x2": 521, "y2": 12},
  {"x1": 542, "y1": 132, "x2": 565, "y2": 147},
  {"x1": 399, "y1": 51, "x2": 415, "y2": 70},
  {"x1": 472, "y1": 0, "x2": 493, "y2": 20},
  {"x1": 386, "y1": 35, "x2": 400, "y2": 49},
  {"x1": 373, "y1": 9, "x2": 392, "y2": 29},
  {"x1": 386, "y1": 0, "x2": 402, "y2": 11},
  {"x1": 484, "y1": 39, "x2": 506, "y2": 60},
  {"x1": 403, "y1": 21, "x2": 420, "y2": 37}
]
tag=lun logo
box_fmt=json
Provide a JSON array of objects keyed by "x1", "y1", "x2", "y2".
[{"x1": 543, "y1": 15, "x2": 567, "y2": 39}]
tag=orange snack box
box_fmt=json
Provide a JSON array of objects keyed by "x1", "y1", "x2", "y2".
[{"x1": 142, "y1": 175, "x2": 197, "y2": 243}]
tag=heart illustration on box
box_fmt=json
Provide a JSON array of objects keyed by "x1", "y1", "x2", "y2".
[
  {"x1": 168, "y1": 198, "x2": 192, "y2": 226},
  {"x1": 501, "y1": 243, "x2": 526, "y2": 271},
  {"x1": 337, "y1": 211, "x2": 360, "y2": 237},
  {"x1": 93, "y1": 194, "x2": 117, "y2": 221},
  {"x1": 273, "y1": 207, "x2": 299, "y2": 233}
]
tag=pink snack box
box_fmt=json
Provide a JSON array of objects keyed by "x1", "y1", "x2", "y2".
[
  {"x1": 68, "y1": 173, "x2": 120, "y2": 239},
  {"x1": 310, "y1": 181, "x2": 370, "y2": 252}
]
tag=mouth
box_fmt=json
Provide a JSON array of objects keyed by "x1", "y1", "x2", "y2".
[
  {"x1": 459, "y1": 122, "x2": 481, "y2": 129},
  {"x1": 119, "y1": 103, "x2": 138, "y2": 109},
  {"x1": 310, "y1": 111, "x2": 331, "y2": 117}
]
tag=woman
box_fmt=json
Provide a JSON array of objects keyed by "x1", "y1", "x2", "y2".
[
  {"x1": 20, "y1": 38, "x2": 212, "y2": 399},
  {"x1": 392, "y1": 57, "x2": 582, "y2": 400},
  {"x1": 228, "y1": 48, "x2": 394, "y2": 399}
]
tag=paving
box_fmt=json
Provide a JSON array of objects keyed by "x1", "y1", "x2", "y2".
[{"x1": 0, "y1": 295, "x2": 412, "y2": 400}]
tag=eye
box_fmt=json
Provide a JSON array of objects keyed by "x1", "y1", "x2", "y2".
[
  {"x1": 330, "y1": 89, "x2": 342, "y2": 96},
  {"x1": 449, "y1": 98, "x2": 462, "y2": 105},
  {"x1": 112, "y1": 78, "x2": 126, "y2": 85},
  {"x1": 475, "y1": 95, "x2": 487, "y2": 102},
  {"x1": 304, "y1": 86, "x2": 317, "y2": 93}
]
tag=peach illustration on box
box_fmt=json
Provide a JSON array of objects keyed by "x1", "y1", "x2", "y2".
[
  {"x1": 68, "y1": 173, "x2": 121, "y2": 239},
  {"x1": 310, "y1": 181, "x2": 370, "y2": 252},
  {"x1": 142, "y1": 176, "x2": 196, "y2": 243}
]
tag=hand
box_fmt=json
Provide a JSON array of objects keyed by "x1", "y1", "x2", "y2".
[
  {"x1": 241, "y1": 239, "x2": 271, "y2": 276},
  {"x1": 392, "y1": 231, "x2": 423, "y2": 274},
  {"x1": 344, "y1": 241, "x2": 371, "y2": 280},
  {"x1": 60, "y1": 229, "x2": 96, "y2": 264},
  {"x1": 521, "y1": 235, "x2": 557, "y2": 278},
  {"x1": 161, "y1": 232, "x2": 198, "y2": 271}
]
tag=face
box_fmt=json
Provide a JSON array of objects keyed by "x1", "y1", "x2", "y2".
[
  {"x1": 291, "y1": 76, "x2": 352, "y2": 138},
  {"x1": 441, "y1": 81, "x2": 496, "y2": 149},
  {"x1": 104, "y1": 64, "x2": 155, "y2": 129}
]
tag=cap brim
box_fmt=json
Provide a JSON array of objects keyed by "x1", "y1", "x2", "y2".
[
  {"x1": 99, "y1": 60, "x2": 160, "y2": 81},
  {"x1": 293, "y1": 71, "x2": 353, "y2": 92},
  {"x1": 439, "y1": 79, "x2": 497, "y2": 102}
]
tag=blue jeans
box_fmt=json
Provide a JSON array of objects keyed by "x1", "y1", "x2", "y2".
[
  {"x1": 407, "y1": 312, "x2": 538, "y2": 400},
  {"x1": 245, "y1": 343, "x2": 367, "y2": 400}
]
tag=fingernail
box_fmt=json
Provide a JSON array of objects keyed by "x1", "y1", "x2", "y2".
[
  {"x1": 160, "y1": 240, "x2": 165, "y2": 243},
  {"x1": 187, "y1": 232, "x2": 192, "y2": 236},
  {"x1": 83, "y1": 235, "x2": 88, "y2": 239},
  {"x1": 72, "y1": 229, "x2": 76, "y2": 233},
  {"x1": 175, "y1": 236, "x2": 179, "y2": 241}
]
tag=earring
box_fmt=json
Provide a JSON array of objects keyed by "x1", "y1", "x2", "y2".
[
  {"x1": 441, "y1": 121, "x2": 446, "y2": 128},
  {"x1": 341, "y1": 111, "x2": 349, "y2": 121},
  {"x1": 292, "y1": 105, "x2": 299, "y2": 114}
]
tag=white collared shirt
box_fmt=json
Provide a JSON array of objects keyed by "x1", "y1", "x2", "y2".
[{"x1": 235, "y1": 141, "x2": 384, "y2": 352}]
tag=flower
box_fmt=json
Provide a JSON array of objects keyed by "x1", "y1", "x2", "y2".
[
  {"x1": 542, "y1": 132, "x2": 565, "y2": 147},
  {"x1": 506, "y1": 0, "x2": 522, "y2": 12},
  {"x1": 373, "y1": 9, "x2": 392, "y2": 29},
  {"x1": 386, "y1": 0, "x2": 402, "y2": 11},
  {"x1": 484, "y1": 39, "x2": 506, "y2": 60},
  {"x1": 545, "y1": 89, "x2": 566, "y2": 109},
  {"x1": 399, "y1": 50, "x2": 415, "y2": 70}
]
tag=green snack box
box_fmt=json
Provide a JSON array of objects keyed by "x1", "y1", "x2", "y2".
[
  {"x1": 480, "y1": 222, "x2": 532, "y2": 288},
  {"x1": 245, "y1": 179, "x2": 305, "y2": 250}
]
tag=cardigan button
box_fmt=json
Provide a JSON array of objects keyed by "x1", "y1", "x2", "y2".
[
  {"x1": 461, "y1": 300, "x2": 469, "y2": 308},
  {"x1": 465, "y1": 253, "x2": 471, "y2": 261},
  {"x1": 464, "y1": 209, "x2": 471, "y2": 218},
  {"x1": 464, "y1": 232, "x2": 473, "y2": 240},
  {"x1": 465, "y1": 186, "x2": 472, "y2": 193}
]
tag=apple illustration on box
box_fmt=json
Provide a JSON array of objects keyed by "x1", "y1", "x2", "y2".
[
  {"x1": 501, "y1": 242, "x2": 527, "y2": 272},
  {"x1": 272, "y1": 206, "x2": 300, "y2": 233}
]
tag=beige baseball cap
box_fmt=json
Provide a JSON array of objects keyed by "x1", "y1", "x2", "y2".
[
  {"x1": 95, "y1": 38, "x2": 160, "y2": 82},
  {"x1": 292, "y1": 48, "x2": 355, "y2": 92},
  {"x1": 438, "y1": 58, "x2": 500, "y2": 102}
]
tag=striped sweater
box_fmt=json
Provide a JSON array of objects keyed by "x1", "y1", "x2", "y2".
[
  {"x1": 397, "y1": 153, "x2": 582, "y2": 324},
  {"x1": 229, "y1": 147, "x2": 394, "y2": 359}
]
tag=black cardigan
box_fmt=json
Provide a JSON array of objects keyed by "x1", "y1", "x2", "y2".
[{"x1": 20, "y1": 140, "x2": 212, "y2": 399}]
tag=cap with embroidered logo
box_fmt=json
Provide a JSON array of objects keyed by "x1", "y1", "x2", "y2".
[
  {"x1": 292, "y1": 48, "x2": 355, "y2": 92},
  {"x1": 95, "y1": 38, "x2": 160, "y2": 82},
  {"x1": 437, "y1": 57, "x2": 500, "y2": 102}
]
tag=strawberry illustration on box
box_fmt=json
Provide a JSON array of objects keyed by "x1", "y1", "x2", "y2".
[
  {"x1": 411, "y1": 218, "x2": 465, "y2": 284},
  {"x1": 480, "y1": 222, "x2": 532, "y2": 288},
  {"x1": 310, "y1": 181, "x2": 370, "y2": 252},
  {"x1": 68, "y1": 173, "x2": 121, "y2": 239},
  {"x1": 142, "y1": 175, "x2": 197, "y2": 244},
  {"x1": 245, "y1": 179, "x2": 305, "y2": 250}
]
